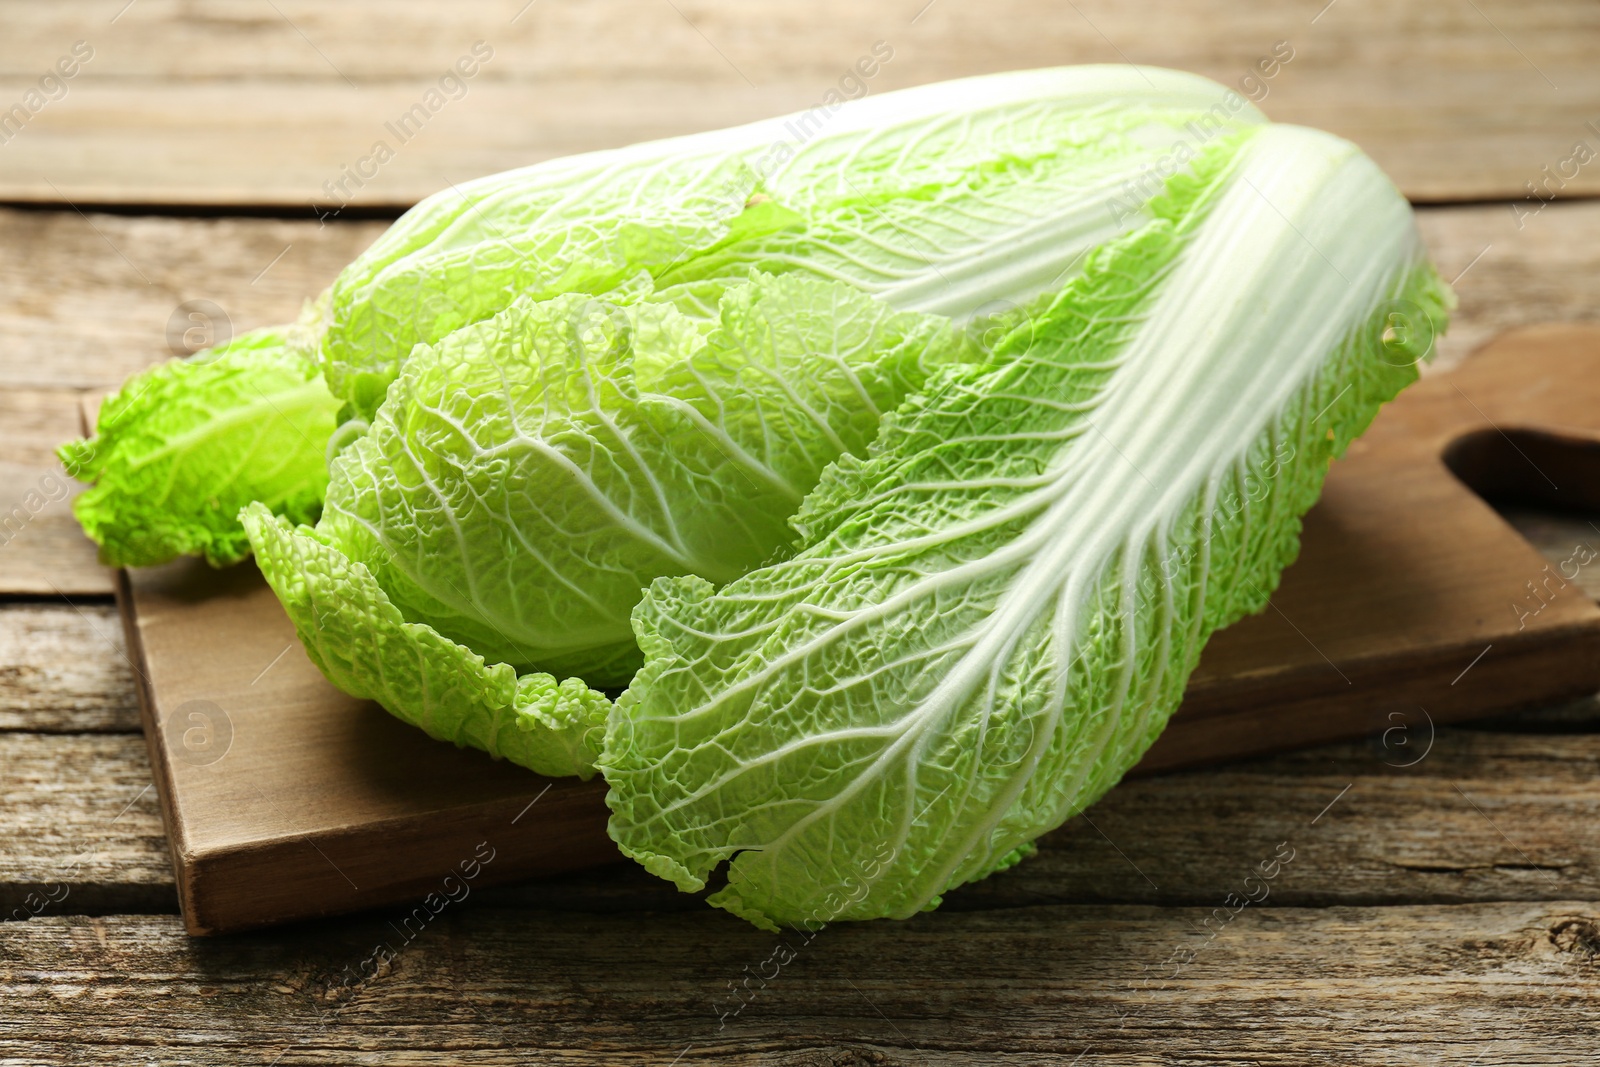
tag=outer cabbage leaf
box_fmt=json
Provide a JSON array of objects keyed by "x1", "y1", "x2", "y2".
[
  {"x1": 321, "y1": 189, "x2": 755, "y2": 421},
  {"x1": 648, "y1": 100, "x2": 1243, "y2": 324},
  {"x1": 321, "y1": 67, "x2": 1267, "y2": 416},
  {"x1": 314, "y1": 273, "x2": 977, "y2": 686},
  {"x1": 338, "y1": 67, "x2": 1262, "y2": 291},
  {"x1": 242, "y1": 504, "x2": 609, "y2": 778},
  {"x1": 602, "y1": 125, "x2": 1454, "y2": 930},
  {"x1": 59, "y1": 326, "x2": 339, "y2": 567}
]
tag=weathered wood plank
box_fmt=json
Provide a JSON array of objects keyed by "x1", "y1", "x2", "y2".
[
  {"x1": 0, "y1": 388, "x2": 113, "y2": 594},
  {"x1": 1, "y1": 0, "x2": 1596, "y2": 207},
  {"x1": 0, "y1": 603, "x2": 138, "y2": 732},
  {"x1": 5, "y1": 721, "x2": 1598, "y2": 917},
  {"x1": 0, "y1": 732, "x2": 172, "y2": 919},
  {"x1": 0, "y1": 901, "x2": 1594, "y2": 1064},
  {"x1": 992, "y1": 723, "x2": 1600, "y2": 911},
  {"x1": 5, "y1": 201, "x2": 1596, "y2": 397},
  {"x1": 1417, "y1": 202, "x2": 1600, "y2": 371},
  {"x1": 0, "y1": 209, "x2": 387, "y2": 390}
]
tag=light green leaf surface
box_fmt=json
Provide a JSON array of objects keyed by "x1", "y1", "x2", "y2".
[
  {"x1": 320, "y1": 67, "x2": 1267, "y2": 417},
  {"x1": 59, "y1": 327, "x2": 339, "y2": 567},
  {"x1": 315, "y1": 273, "x2": 977, "y2": 686},
  {"x1": 304, "y1": 67, "x2": 1270, "y2": 692},
  {"x1": 321, "y1": 191, "x2": 751, "y2": 421},
  {"x1": 242, "y1": 504, "x2": 608, "y2": 778},
  {"x1": 603, "y1": 124, "x2": 1453, "y2": 930}
]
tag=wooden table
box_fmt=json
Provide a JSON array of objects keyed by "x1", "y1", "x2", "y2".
[{"x1": 3, "y1": 2, "x2": 1599, "y2": 1062}]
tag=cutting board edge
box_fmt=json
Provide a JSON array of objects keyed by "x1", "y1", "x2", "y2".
[
  {"x1": 1176, "y1": 606, "x2": 1600, "y2": 723},
  {"x1": 178, "y1": 784, "x2": 622, "y2": 936},
  {"x1": 1140, "y1": 616, "x2": 1600, "y2": 774},
  {"x1": 112, "y1": 565, "x2": 192, "y2": 919}
]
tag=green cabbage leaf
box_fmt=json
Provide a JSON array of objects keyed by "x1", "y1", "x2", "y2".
[
  {"x1": 59, "y1": 324, "x2": 338, "y2": 567},
  {"x1": 602, "y1": 124, "x2": 1451, "y2": 929}
]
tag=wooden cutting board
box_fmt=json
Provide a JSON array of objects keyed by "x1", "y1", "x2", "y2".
[{"x1": 113, "y1": 324, "x2": 1600, "y2": 935}]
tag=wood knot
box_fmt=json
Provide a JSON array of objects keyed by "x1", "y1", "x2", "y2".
[{"x1": 1548, "y1": 918, "x2": 1600, "y2": 962}]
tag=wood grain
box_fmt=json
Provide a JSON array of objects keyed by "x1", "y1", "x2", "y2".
[
  {"x1": 0, "y1": 901, "x2": 1595, "y2": 1064},
  {"x1": 7, "y1": 714, "x2": 1599, "y2": 918},
  {"x1": 4, "y1": 200, "x2": 1597, "y2": 402},
  {"x1": 1, "y1": 1, "x2": 1597, "y2": 207},
  {"x1": 0, "y1": 603, "x2": 138, "y2": 732},
  {"x1": 1417, "y1": 202, "x2": 1600, "y2": 372},
  {"x1": 0, "y1": 388, "x2": 113, "y2": 594},
  {"x1": 0, "y1": 732, "x2": 172, "y2": 919},
  {"x1": 0, "y1": 209, "x2": 387, "y2": 390}
]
